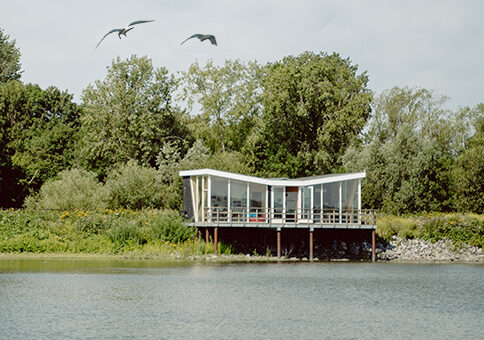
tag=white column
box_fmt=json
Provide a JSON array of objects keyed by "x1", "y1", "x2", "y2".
[
  {"x1": 195, "y1": 176, "x2": 199, "y2": 222},
  {"x1": 201, "y1": 176, "x2": 205, "y2": 222},
  {"x1": 228, "y1": 179, "x2": 231, "y2": 222},
  {"x1": 246, "y1": 182, "x2": 250, "y2": 221},
  {"x1": 207, "y1": 176, "x2": 211, "y2": 222},
  {"x1": 339, "y1": 181, "x2": 342, "y2": 223},
  {"x1": 358, "y1": 179, "x2": 362, "y2": 223},
  {"x1": 321, "y1": 184, "x2": 324, "y2": 223}
]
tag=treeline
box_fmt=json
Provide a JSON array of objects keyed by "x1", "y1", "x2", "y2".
[{"x1": 1, "y1": 28, "x2": 482, "y2": 214}]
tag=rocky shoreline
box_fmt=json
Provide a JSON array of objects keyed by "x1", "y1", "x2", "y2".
[
  {"x1": 1, "y1": 237, "x2": 482, "y2": 263},
  {"x1": 306, "y1": 237, "x2": 483, "y2": 263},
  {"x1": 376, "y1": 237, "x2": 483, "y2": 263}
]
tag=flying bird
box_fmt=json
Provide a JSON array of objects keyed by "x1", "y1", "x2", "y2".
[
  {"x1": 181, "y1": 34, "x2": 217, "y2": 46},
  {"x1": 96, "y1": 20, "x2": 155, "y2": 48}
]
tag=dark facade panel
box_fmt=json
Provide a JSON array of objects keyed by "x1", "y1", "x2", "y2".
[{"x1": 182, "y1": 176, "x2": 194, "y2": 220}]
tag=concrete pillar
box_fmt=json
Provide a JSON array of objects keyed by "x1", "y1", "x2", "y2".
[
  {"x1": 214, "y1": 227, "x2": 218, "y2": 254},
  {"x1": 309, "y1": 229, "x2": 314, "y2": 261},
  {"x1": 277, "y1": 229, "x2": 281, "y2": 259},
  {"x1": 372, "y1": 230, "x2": 376, "y2": 262}
]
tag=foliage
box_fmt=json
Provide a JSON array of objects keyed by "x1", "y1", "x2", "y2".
[
  {"x1": 452, "y1": 117, "x2": 484, "y2": 213},
  {"x1": 377, "y1": 213, "x2": 484, "y2": 248},
  {"x1": 25, "y1": 168, "x2": 107, "y2": 211},
  {"x1": 345, "y1": 125, "x2": 453, "y2": 213},
  {"x1": 247, "y1": 51, "x2": 372, "y2": 177},
  {"x1": 148, "y1": 210, "x2": 197, "y2": 243},
  {"x1": 367, "y1": 86, "x2": 450, "y2": 143},
  {"x1": 179, "y1": 59, "x2": 261, "y2": 153},
  {"x1": 104, "y1": 160, "x2": 166, "y2": 210},
  {"x1": 79, "y1": 55, "x2": 191, "y2": 175},
  {"x1": 0, "y1": 209, "x2": 206, "y2": 255},
  {"x1": 343, "y1": 86, "x2": 469, "y2": 214},
  {"x1": 0, "y1": 81, "x2": 80, "y2": 207},
  {"x1": 0, "y1": 28, "x2": 22, "y2": 82}
]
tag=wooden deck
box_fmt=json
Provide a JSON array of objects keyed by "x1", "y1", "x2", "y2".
[
  {"x1": 190, "y1": 208, "x2": 376, "y2": 230},
  {"x1": 189, "y1": 208, "x2": 377, "y2": 261}
]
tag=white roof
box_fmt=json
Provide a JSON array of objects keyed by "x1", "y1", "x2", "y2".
[{"x1": 179, "y1": 168, "x2": 365, "y2": 186}]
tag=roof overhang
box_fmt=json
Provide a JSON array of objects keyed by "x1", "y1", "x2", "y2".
[{"x1": 179, "y1": 168, "x2": 365, "y2": 186}]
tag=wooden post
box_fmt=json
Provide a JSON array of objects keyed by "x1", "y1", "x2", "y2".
[
  {"x1": 277, "y1": 229, "x2": 281, "y2": 259},
  {"x1": 372, "y1": 229, "x2": 376, "y2": 262},
  {"x1": 214, "y1": 227, "x2": 218, "y2": 254},
  {"x1": 309, "y1": 229, "x2": 314, "y2": 261},
  {"x1": 205, "y1": 227, "x2": 209, "y2": 243}
]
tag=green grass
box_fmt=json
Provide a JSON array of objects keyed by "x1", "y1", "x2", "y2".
[
  {"x1": 0, "y1": 208, "x2": 217, "y2": 256},
  {"x1": 377, "y1": 212, "x2": 484, "y2": 248},
  {"x1": 1, "y1": 209, "x2": 482, "y2": 256}
]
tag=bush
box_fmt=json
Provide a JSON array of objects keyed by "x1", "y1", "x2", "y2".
[
  {"x1": 25, "y1": 168, "x2": 107, "y2": 210},
  {"x1": 377, "y1": 213, "x2": 484, "y2": 247},
  {"x1": 148, "y1": 210, "x2": 196, "y2": 243},
  {"x1": 104, "y1": 160, "x2": 166, "y2": 210}
]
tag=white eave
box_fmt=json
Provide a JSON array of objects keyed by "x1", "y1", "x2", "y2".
[{"x1": 179, "y1": 168, "x2": 365, "y2": 186}]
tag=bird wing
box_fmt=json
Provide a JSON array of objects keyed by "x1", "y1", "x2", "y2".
[
  {"x1": 127, "y1": 20, "x2": 155, "y2": 27},
  {"x1": 207, "y1": 35, "x2": 217, "y2": 46},
  {"x1": 96, "y1": 28, "x2": 123, "y2": 48},
  {"x1": 180, "y1": 34, "x2": 204, "y2": 45}
]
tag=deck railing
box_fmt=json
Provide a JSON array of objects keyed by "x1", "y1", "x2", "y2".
[{"x1": 203, "y1": 207, "x2": 376, "y2": 226}]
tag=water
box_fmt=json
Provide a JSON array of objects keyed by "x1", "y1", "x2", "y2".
[{"x1": 0, "y1": 259, "x2": 482, "y2": 339}]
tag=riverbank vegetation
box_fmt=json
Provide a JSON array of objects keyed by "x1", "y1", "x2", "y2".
[
  {"x1": 0, "y1": 208, "x2": 219, "y2": 255},
  {"x1": 1, "y1": 209, "x2": 482, "y2": 256},
  {"x1": 0, "y1": 28, "x2": 483, "y2": 255},
  {"x1": 377, "y1": 213, "x2": 484, "y2": 248}
]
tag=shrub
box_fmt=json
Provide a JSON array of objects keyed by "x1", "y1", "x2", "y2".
[
  {"x1": 104, "y1": 160, "x2": 166, "y2": 210},
  {"x1": 25, "y1": 168, "x2": 107, "y2": 210},
  {"x1": 148, "y1": 210, "x2": 196, "y2": 243},
  {"x1": 107, "y1": 218, "x2": 146, "y2": 245}
]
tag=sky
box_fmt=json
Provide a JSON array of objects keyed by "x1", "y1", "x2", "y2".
[{"x1": 1, "y1": 0, "x2": 483, "y2": 110}]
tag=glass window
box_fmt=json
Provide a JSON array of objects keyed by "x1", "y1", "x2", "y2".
[
  {"x1": 230, "y1": 180, "x2": 247, "y2": 208},
  {"x1": 249, "y1": 183, "x2": 266, "y2": 209},
  {"x1": 211, "y1": 177, "x2": 228, "y2": 208},
  {"x1": 273, "y1": 187, "x2": 284, "y2": 219},
  {"x1": 301, "y1": 186, "x2": 312, "y2": 220},
  {"x1": 230, "y1": 180, "x2": 247, "y2": 221},
  {"x1": 342, "y1": 179, "x2": 358, "y2": 211},
  {"x1": 323, "y1": 182, "x2": 339, "y2": 210},
  {"x1": 313, "y1": 185, "x2": 321, "y2": 222}
]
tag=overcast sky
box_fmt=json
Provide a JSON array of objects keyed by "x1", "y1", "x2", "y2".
[{"x1": 1, "y1": 0, "x2": 483, "y2": 110}]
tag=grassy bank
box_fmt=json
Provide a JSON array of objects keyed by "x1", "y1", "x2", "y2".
[
  {"x1": 0, "y1": 208, "x2": 231, "y2": 256},
  {"x1": 1, "y1": 209, "x2": 482, "y2": 257},
  {"x1": 376, "y1": 212, "x2": 484, "y2": 248}
]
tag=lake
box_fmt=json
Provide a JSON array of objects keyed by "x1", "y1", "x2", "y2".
[{"x1": 0, "y1": 258, "x2": 482, "y2": 339}]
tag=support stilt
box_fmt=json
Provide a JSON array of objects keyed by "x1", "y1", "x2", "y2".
[
  {"x1": 372, "y1": 229, "x2": 376, "y2": 262},
  {"x1": 309, "y1": 229, "x2": 314, "y2": 261},
  {"x1": 277, "y1": 229, "x2": 281, "y2": 259},
  {"x1": 214, "y1": 227, "x2": 218, "y2": 254},
  {"x1": 205, "y1": 227, "x2": 209, "y2": 243}
]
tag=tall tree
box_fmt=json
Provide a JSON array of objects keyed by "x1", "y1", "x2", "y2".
[
  {"x1": 343, "y1": 87, "x2": 475, "y2": 213},
  {"x1": 248, "y1": 51, "x2": 372, "y2": 177},
  {"x1": 453, "y1": 117, "x2": 484, "y2": 213},
  {"x1": 367, "y1": 86, "x2": 450, "y2": 143},
  {"x1": 179, "y1": 59, "x2": 261, "y2": 153},
  {"x1": 0, "y1": 81, "x2": 80, "y2": 207},
  {"x1": 0, "y1": 28, "x2": 22, "y2": 82},
  {"x1": 344, "y1": 125, "x2": 453, "y2": 213},
  {"x1": 79, "y1": 55, "x2": 191, "y2": 174}
]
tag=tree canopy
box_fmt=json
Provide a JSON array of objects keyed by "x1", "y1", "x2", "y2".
[
  {"x1": 247, "y1": 51, "x2": 372, "y2": 177},
  {"x1": 0, "y1": 81, "x2": 80, "y2": 207},
  {"x1": 179, "y1": 59, "x2": 261, "y2": 153},
  {"x1": 79, "y1": 55, "x2": 191, "y2": 175},
  {"x1": 0, "y1": 28, "x2": 22, "y2": 83},
  {"x1": 0, "y1": 29, "x2": 482, "y2": 214}
]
